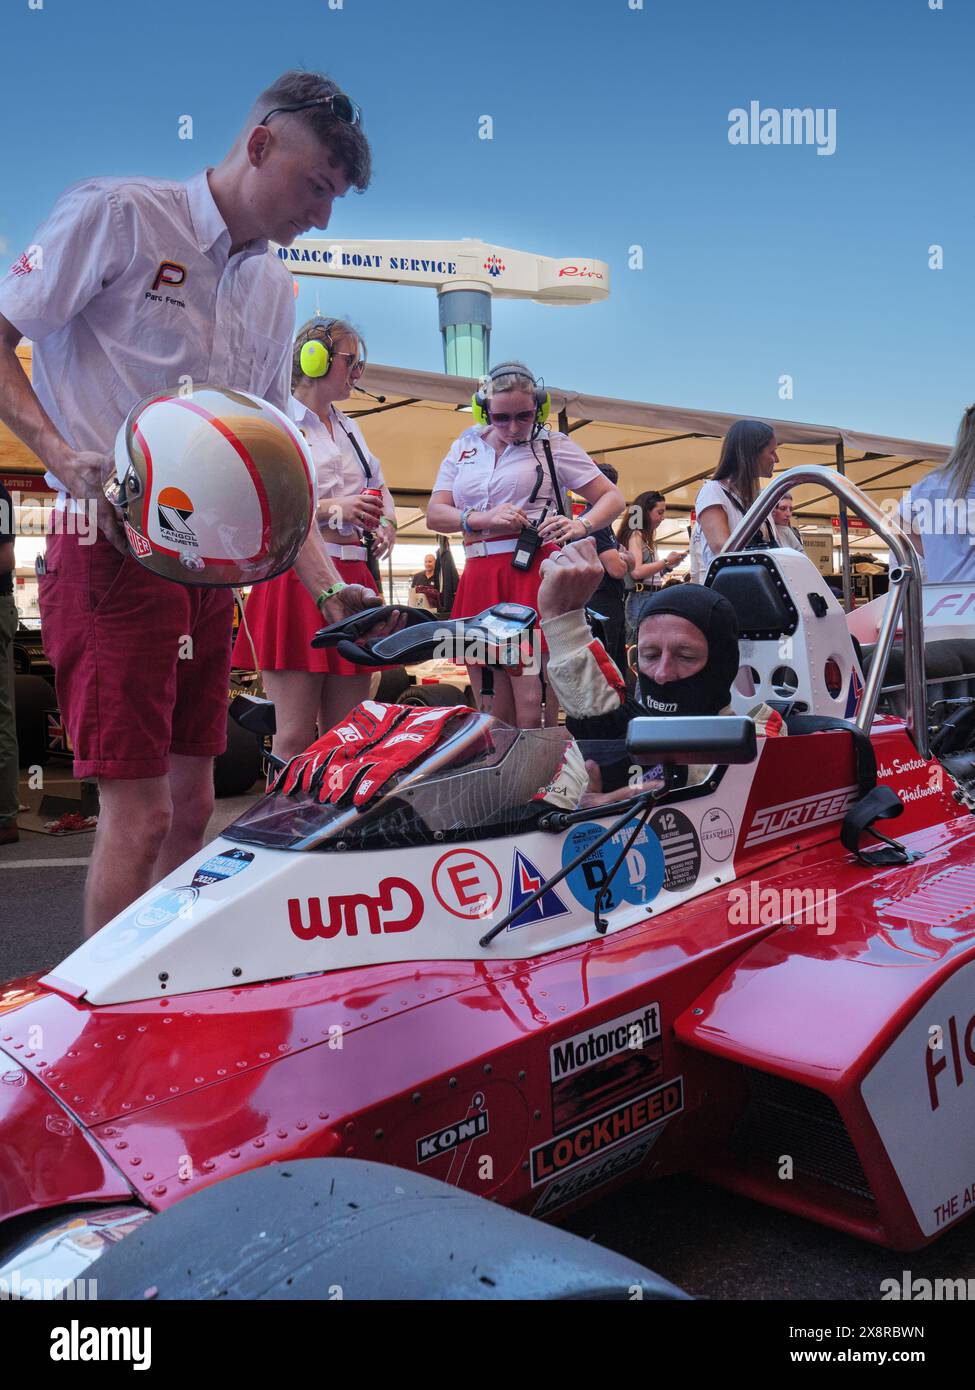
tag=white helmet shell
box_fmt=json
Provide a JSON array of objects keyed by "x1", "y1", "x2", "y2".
[{"x1": 110, "y1": 384, "x2": 316, "y2": 587}]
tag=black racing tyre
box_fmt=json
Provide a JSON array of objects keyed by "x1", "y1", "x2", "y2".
[
  {"x1": 86, "y1": 1159, "x2": 690, "y2": 1301},
  {"x1": 13, "y1": 674, "x2": 57, "y2": 768},
  {"x1": 400, "y1": 683, "x2": 467, "y2": 707},
  {"x1": 374, "y1": 665, "x2": 410, "y2": 703},
  {"x1": 213, "y1": 713, "x2": 264, "y2": 798}
]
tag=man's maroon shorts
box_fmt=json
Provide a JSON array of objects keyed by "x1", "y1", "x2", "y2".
[{"x1": 39, "y1": 532, "x2": 233, "y2": 780}]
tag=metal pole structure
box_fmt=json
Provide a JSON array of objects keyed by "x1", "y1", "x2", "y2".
[
  {"x1": 386, "y1": 547, "x2": 394, "y2": 604},
  {"x1": 836, "y1": 439, "x2": 853, "y2": 613},
  {"x1": 438, "y1": 286, "x2": 492, "y2": 378}
]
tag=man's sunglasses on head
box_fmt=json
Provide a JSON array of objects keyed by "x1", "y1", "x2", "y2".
[{"x1": 261, "y1": 93, "x2": 362, "y2": 128}]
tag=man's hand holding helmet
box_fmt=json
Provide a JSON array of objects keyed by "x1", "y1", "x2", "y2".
[{"x1": 50, "y1": 446, "x2": 128, "y2": 551}]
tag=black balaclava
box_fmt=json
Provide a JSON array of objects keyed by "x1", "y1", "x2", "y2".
[{"x1": 631, "y1": 586, "x2": 740, "y2": 716}]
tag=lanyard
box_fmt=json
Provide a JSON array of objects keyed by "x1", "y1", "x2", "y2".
[
  {"x1": 525, "y1": 437, "x2": 566, "y2": 516},
  {"x1": 334, "y1": 414, "x2": 374, "y2": 485}
]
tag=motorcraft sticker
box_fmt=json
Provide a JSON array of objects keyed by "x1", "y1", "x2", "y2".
[
  {"x1": 530, "y1": 1077, "x2": 683, "y2": 1186},
  {"x1": 561, "y1": 821, "x2": 665, "y2": 914},
  {"x1": 89, "y1": 885, "x2": 198, "y2": 963},
  {"x1": 550, "y1": 1004, "x2": 664, "y2": 1131},
  {"x1": 649, "y1": 808, "x2": 701, "y2": 892},
  {"x1": 531, "y1": 1130, "x2": 663, "y2": 1218},
  {"x1": 507, "y1": 849, "x2": 571, "y2": 930},
  {"x1": 192, "y1": 847, "x2": 255, "y2": 887},
  {"x1": 700, "y1": 807, "x2": 735, "y2": 863}
]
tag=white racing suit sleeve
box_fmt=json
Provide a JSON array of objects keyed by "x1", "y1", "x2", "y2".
[{"x1": 540, "y1": 609, "x2": 626, "y2": 718}]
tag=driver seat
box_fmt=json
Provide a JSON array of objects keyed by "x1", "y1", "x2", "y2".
[{"x1": 707, "y1": 548, "x2": 864, "y2": 720}]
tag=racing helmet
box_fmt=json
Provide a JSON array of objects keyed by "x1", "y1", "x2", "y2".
[{"x1": 108, "y1": 384, "x2": 316, "y2": 586}]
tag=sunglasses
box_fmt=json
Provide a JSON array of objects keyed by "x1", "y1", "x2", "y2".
[
  {"x1": 261, "y1": 93, "x2": 362, "y2": 128},
  {"x1": 490, "y1": 410, "x2": 536, "y2": 426},
  {"x1": 332, "y1": 350, "x2": 366, "y2": 374}
]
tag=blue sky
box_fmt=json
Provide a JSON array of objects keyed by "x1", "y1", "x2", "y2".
[{"x1": 2, "y1": 0, "x2": 970, "y2": 445}]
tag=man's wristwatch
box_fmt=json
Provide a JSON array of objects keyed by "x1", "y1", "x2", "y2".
[{"x1": 316, "y1": 580, "x2": 348, "y2": 608}]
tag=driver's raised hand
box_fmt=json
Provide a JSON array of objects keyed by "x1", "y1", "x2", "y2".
[
  {"x1": 537, "y1": 538, "x2": 605, "y2": 621},
  {"x1": 319, "y1": 583, "x2": 406, "y2": 637}
]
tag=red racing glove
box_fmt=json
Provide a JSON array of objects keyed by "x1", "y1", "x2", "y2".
[
  {"x1": 271, "y1": 701, "x2": 407, "y2": 797},
  {"x1": 323, "y1": 705, "x2": 474, "y2": 806}
]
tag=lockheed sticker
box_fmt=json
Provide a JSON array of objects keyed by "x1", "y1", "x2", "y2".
[{"x1": 531, "y1": 1078, "x2": 683, "y2": 1187}]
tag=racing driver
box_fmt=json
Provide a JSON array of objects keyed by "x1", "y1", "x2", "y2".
[{"x1": 537, "y1": 540, "x2": 787, "y2": 801}]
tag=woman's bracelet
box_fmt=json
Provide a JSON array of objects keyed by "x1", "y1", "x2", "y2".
[
  {"x1": 316, "y1": 580, "x2": 348, "y2": 608},
  {"x1": 460, "y1": 506, "x2": 477, "y2": 533}
]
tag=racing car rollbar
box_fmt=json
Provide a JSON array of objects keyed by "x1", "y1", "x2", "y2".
[{"x1": 722, "y1": 464, "x2": 928, "y2": 758}]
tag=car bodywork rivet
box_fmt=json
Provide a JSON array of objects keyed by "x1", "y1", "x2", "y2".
[
  {"x1": 152, "y1": 1185, "x2": 167, "y2": 1197},
  {"x1": 518, "y1": 1070, "x2": 526, "y2": 1081},
  {"x1": 411, "y1": 1091, "x2": 422, "y2": 1104},
  {"x1": 157, "y1": 975, "x2": 168, "y2": 984},
  {"x1": 229, "y1": 1148, "x2": 240, "y2": 1158},
  {"x1": 143, "y1": 1172, "x2": 154, "y2": 1181},
  {"x1": 115, "y1": 1141, "x2": 128, "y2": 1150},
  {"x1": 232, "y1": 968, "x2": 242, "y2": 977},
  {"x1": 483, "y1": 1063, "x2": 493, "y2": 1075},
  {"x1": 202, "y1": 1160, "x2": 216, "y2": 1171},
  {"x1": 296, "y1": 1120, "x2": 307, "y2": 1131},
  {"x1": 692, "y1": 1008, "x2": 704, "y2": 1016},
  {"x1": 448, "y1": 1076, "x2": 457, "y2": 1088},
  {"x1": 374, "y1": 1129, "x2": 384, "y2": 1141},
  {"x1": 345, "y1": 1120, "x2": 355, "y2": 1132},
  {"x1": 277, "y1": 1129, "x2": 288, "y2": 1139},
  {"x1": 533, "y1": 1110, "x2": 541, "y2": 1121},
  {"x1": 253, "y1": 1139, "x2": 264, "y2": 1148},
  {"x1": 522, "y1": 1161, "x2": 529, "y2": 1171}
]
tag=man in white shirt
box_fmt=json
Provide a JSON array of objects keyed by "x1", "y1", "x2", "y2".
[{"x1": 0, "y1": 70, "x2": 381, "y2": 936}]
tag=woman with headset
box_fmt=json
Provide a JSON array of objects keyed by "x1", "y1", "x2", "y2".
[
  {"x1": 426, "y1": 362, "x2": 624, "y2": 728},
  {"x1": 233, "y1": 316, "x2": 396, "y2": 759}
]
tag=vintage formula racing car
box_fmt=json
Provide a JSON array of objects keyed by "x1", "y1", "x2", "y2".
[{"x1": 2, "y1": 466, "x2": 975, "y2": 1299}]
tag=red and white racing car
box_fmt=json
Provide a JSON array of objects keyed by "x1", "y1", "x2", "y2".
[{"x1": 1, "y1": 466, "x2": 974, "y2": 1299}]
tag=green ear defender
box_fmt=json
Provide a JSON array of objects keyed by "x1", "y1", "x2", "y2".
[
  {"x1": 471, "y1": 363, "x2": 551, "y2": 428},
  {"x1": 300, "y1": 339, "x2": 331, "y2": 378}
]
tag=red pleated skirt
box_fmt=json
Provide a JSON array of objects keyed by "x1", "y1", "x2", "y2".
[
  {"x1": 451, "y1": 543, "x2": 557, "y2": 654},
  {"x1": 232, "y1": 558, "x2": 380, "y2": 675}
]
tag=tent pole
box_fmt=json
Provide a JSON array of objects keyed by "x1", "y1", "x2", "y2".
[
  {"x1": 387, "y1": 547, "x2": 394, "y2": 603},
  {"x1": 836, "y1": 440, "x2": 853, "y2": 612}
]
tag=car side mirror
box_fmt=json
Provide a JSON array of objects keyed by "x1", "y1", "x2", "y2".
[
  {"x1": 626, "y1": 716, "x2": 757, "y2": 765},
  {"x1": 229, "y1": 693, "x2": 276, "y2": 738}
]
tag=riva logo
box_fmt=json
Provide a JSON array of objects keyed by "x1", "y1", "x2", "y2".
[
  {"x1": 925, "y1": 1012, "x2": 975, "y2": 1111},
  {"x1": 744, "y1": 786, "x2": 857, "y2": 847},
  {"x1": 288, "y1": 878, "x2": 423, "y2": 940}
]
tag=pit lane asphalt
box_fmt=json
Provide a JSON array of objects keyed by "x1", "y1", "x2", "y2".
[{"x1": 3, "y1": 775, "x2": 974, "y2": 1301}]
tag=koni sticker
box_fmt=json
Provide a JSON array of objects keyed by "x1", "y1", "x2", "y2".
[
  {"x1": 561, "y1": 821, "x2": 665, "y2": 914},
  {"x1": 530, "y1": 1077, "x2": 683, "y2": 1186},
  {"x1": 649, "y1": 809, "x2": 701, "y2": 892},
  {"x1": 550, "y1": 1004, "x2": 663, "y2": 1131},
  {"x1": 416, "y1": 1092, "x2": 489, "y2": 1188},
  {"x1": 531, "y1": 1130, "x2": 663, "y2": 1219}
]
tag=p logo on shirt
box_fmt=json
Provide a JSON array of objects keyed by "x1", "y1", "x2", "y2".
[{"x1": 150, "y1": 260, "x2": 187, "y2": 292}]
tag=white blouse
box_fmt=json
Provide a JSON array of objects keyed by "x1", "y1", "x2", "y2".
[
  {"x1": 434, "y1": 426, "x2": 602, "y2": 521},
  {"x1": 291, "y1": 396, "x2": 394, "y2": 542}
]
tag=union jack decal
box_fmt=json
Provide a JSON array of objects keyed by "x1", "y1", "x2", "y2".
[{"x1": 46, "y1": 710, "x2": 72, "y2": 753}]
